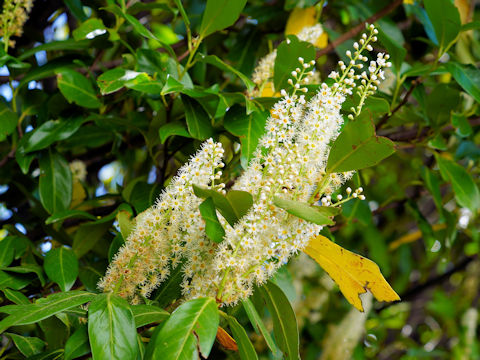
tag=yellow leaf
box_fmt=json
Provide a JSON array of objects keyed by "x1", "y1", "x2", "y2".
[
  {"x1": 304, "y1": 235, "x2": 400, "y2": 312},
  {"x1": 285, "y1": 7, "x2": 317, "y2": 36}
]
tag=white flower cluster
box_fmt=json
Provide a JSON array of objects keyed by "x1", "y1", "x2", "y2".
[
  {"x1": 101, "y1": 25, "x2": 390, "y2": 306},
  {"x1": 250, "y1": 24, "x2": 326, "y2": 97}
]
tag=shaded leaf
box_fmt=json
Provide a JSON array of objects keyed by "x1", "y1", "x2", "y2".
[
  {"x1": 199, "y1": 197, "x2": 226, "y2": 243},
  {"x1": 242, "y1": 298, "x2": 278, "y2": 356},
  {"x1": 227, "y1": 316, "x2": 258, "y2": 360},
  {"x1": 182, "y1": 95, "x2": 214, "y2": 140},
  {"x1": 64, "y1": 324, "x2": 90, "y2": 360},
  {"x1": 43, "y1": 247, "x2": 79, "y2": 292},
  {"x1": 56, "y1": 68, "x2": 101, "y2": 109},
  {"x1": 5, "y1": 333, "x2": 45, "y2": 357},
  {"x1": 199, "y1": 0, "x2": 248, "y2": 38}
]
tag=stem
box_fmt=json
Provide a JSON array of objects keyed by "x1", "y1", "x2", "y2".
[{"x1": 308, "y1": 175, "x2": 330, "y2": 204}]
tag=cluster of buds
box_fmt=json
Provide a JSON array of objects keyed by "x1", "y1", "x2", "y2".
[{"x1": 320, "y1": 187, "x2": 366, "y2": 207}]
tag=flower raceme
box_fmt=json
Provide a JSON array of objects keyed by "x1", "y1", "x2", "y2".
[{"x1": 100, "y1": 25, "x2": 393, "y2": 307}]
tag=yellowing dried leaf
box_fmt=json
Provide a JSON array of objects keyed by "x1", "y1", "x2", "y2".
[
  {"x1": 285, "y1": 7, "x2": 317, "y2": 36},
  {"x1": 216, "y1": 326, "x2": 238, "y2": 351},
  {"x1": 304, "y1": 235, "x2": 400, "y2": 311}
]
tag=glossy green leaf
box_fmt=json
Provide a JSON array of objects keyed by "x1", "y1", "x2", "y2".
[
  {"x1": 274, "y1": 36, "x2": 315, "y2": 91},
  {"x1": 0, "y1": 270, "x2": 33, "y2": 290},
  {"x1": 131, "y1": 304, "x2": 169, "y2": 328},
  {"x1": 43, "y1": 247, "x2": 79, "y2": 292},
  {"x1": 45, "y1": 210, "x2": 97, "y2": 225},
  {"x1": 182, "y1": 95, "x2": 214, "y2": 140},
  {"x1": 193, "y1": 184, "x2": 253, "y2": 226},
  {"x1": 199, "y1": 0, "x2": 247, "y2": 38},
  {"x1": 72, "y1": 18, "x2": 107, "y2": 41},
  {"x1": 88, "y1": 293, "x2": 139, "y2": 360},
  {"x1": 64, "y1": 325, "x2": 90, "y2": 360},
  {"x1": 5, "y1": 333, "x2": 45, "y2": 357},
  {"x1": 435, "y1": 155, "x2": 480, "y2": 213},
  {"x1": 242, "y1": 298, "x2": 278, "y2": 356},
  {"x1": 22, "y1": 117, "x2": 86, "y2": 153},
  {"x1": 273, "y1": 197, "x2": 340, "y2": 226},
  {"x1": 227, "y1": 315, "x2": 259, "y2": 360},
  {"x1": 224, "y1": 105, "x2": 267, "y2": 166},
  {"x1": 1, "y1": 288, "x2": 30, "y2": 305},
  {"x1": 158, "y1": 122, "x2": 191, "y2": 143},
  {"x1": 424, "y1": 0, "x2": 461, "y2": 50},
  {"x1": 0, "y1": 291, "x2": 95, "y2": 334},
  {"x1": 39, "y1": 151, "x2": 72, "y2": 214},
  {"x1": 0, "y1": 236, "x2": 15, "y2": 267},
  {"x1": 445, "y1": 62, "x2": 480, "y2": 104},
  {"x1": 0, "y1": 102, "x2": 18, "y2": 141},
  {"x1": 326, "y1": 114, "x2": 396, "y2": 173},
  {"x1": 152, "y1": 264, "x2": 183, "y2": 308},
  {"x1": 3, "y1": 264, "x2": 46, "y2": 286},
  {"x1": 199, "y1": 197, "x2": 225, "y2": 243},
  {"x1": 56, "y1": 68, "x2": 101, "y2": 108},
  {"x1": 199, "y1": 54, "x2": 255, "y2": 93},
  {"x1": 148, "y1": 297, "x2": 218, "y2": 360},
  {"x1": 259, "y1": 281, "x2": 299, "y2": 360}
]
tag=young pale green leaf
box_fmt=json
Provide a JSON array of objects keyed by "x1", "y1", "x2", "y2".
[
  {"x1": 147, "y1": 297, "x2": 219, "y2": 360},
  {"x1": 259, "y1": 281, "x2": 299, "y2": 360},
  {"x1": 445, "y1": 62, "x2": 480, "y2": 104},
  {"x1": 224, "y1": 105, "x2": 268, "y2": 167},
  {"x1": 273, "y1": 197, "x2": 340, "y2": 226},
  {"x1": 0, "y1": 102, "x2": 18, "y2": 142},
  {"x1": 182, "y1": 95, "x2": 214, "y2": 140},
  {"x1": 274, "y1": 36, "x2": 315, "y2": 91},
  {"x1": 0, "y1": 291, "x2": 96, "y2": 334},
  {"x1": 64, "y1": 325, "x2": 90, "y2": 360},
  {"x1": 424, "y1": 0, "x2": 461, "y2": 50},
  {"x1": 199, "y1": 54, "x2": 255, "y2": 93},
  {"x1": 43, "y1": 247, "x2": 79, "y2": 292},
  {"x1": 39, "y1": 151, "x2": 72, "y2": 215},
  {"x1": 193, "y1": 185, "x2": 253, "y2": 226},
  {"x1": 227, "y1": 315, "x2": 259, "y2": 360},
  {"x1": 159, "y1": 122, "x2": 191, "y2": 143},
  {"x1": 435, "y1": 155, "x2": 480, "y2": 213},
  {"x1": 5, "y1": 333, "x2": 45, "y2": 357},
  {"x1": 199, "y1": 198, "x2": 226, "y2": 243},
  {"x1": 326, "y1": 114, "x2": 396, "y2": 173},
  {"x1": 56, "y1": 68, "x2": 101, "y2": 109},
  {"x1": 131, "y1": 304, "x2": 169, "y2": 328},
  {"x1": 88, "y1": 293, "x2": 139, "y2": 360},
  {"x1": 242, "y1": 298, "x2": 279, "y2": 356},
  {"x1": 199, "y1": 0, "x2": 247, "y2": 38}
]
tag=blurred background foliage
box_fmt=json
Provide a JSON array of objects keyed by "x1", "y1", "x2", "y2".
[{"x1": 0, "y1": 0, "x2": 479, "y2": 359}]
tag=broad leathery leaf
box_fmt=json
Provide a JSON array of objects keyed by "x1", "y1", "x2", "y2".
[
  {"x1": 445, "y1": 62, "x2": 480, "y2": 103},
  {"x1": 193, "y1": 185, "x2": 253, "y2": 226},
  {"x1": 182, "y1": 95, "x2": 214, "y2": 140},
  {"x1": 304, "y1": 235, "x2": 400, "y2": 312},
  {"x1": 424, "y1": 0, "x2": 461, "y2": 50},
  {"x1": 1, "y1": 288, "x2": 30, "y2": 305},
  {"x1": 131, "y1": 304, "x2": 169, "y2": 328},
  {"x1": 88, "y1": 293, "x2": 139, "y2": 360},
  {"x1": 64, "y1": 324, "x2": 90, "y2": 360},
  {"x1": 5, "y1": 333, "x2": 45, "y2": 357},
  {"x1": 326, "y1": 113, "x2": 396, "y2": 173},
  {"x1": 273, "y1": 196, "x2": 340, "y2": 226},
  {"x1": 149, "y1": 297, "x2": 219, "y2": 360},
  {"x1": 45, "y1": 209, "x2": 96, "y2": 225},
  {"x1": 242, "y1": 298, "x2": 279, "y2": 356},
  {"x1": 199, "y1": 198, "x2": 226, "y2": 243},
  {"x1": 56, "y1": 68, "x2": 101, "y2": 108},
  {"x1": 259, "y1": 281, "x2": 299, "y2": 360},
  {"x1": 72, "y1": 18, "x2": 106, "y2": 41},
  {"x1": 38, "y1": 151, "x2": 72, "y2": 215},
  {"x1": 4, "y1": 264, "x2": 46, "y2": 286},
  {"x1": 435, "y1": 154, "x2": 480, "y2": 213},
  {"x1": 43, "y1": 247, "x2": 79, "y2": 292},
  {"x1": 0, "y1": 291, "x2": 96, "y2": 334},
  {"x1": 227, "y1": 315, "x2": 259, "y2": 360},
  {"x1": 199, "y1": 0, "x2": 247, "y2": 38},
  {"x1": 274, "y1": 36, "x2": 315, "y2": 92},
  {"x1": 158, "y1": 122, "x2": 191, "y2": 143}
]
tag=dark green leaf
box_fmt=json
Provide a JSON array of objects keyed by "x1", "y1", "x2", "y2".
[
  {"x1": 43, "y1": 247, "x2": 79, "y2": 292},
  {"x1": 45, "y1": 210, "x2": 97, "y2": 225},
  {"x1": 326, "y1": 114, "x2": 396, "y2": 173},
  {"x1": 1, "y1": 288, "x2": 30, "y2": 305},
  {"x1": 0, "y1": 270, "x2": 33, "y2": 290},
  {"x1": 0, "y1": 236, "x2": 15, "y2": 267},
  {"x1": 147, "y1": 297, "x2": 218, "y2": 359},
  {"x1": 199, "y1": 0, "x2": 248, "y2": 38},
  {"x1": 64, "y1": 0, "x2": 88, "y2": 21},
  {"x1": 56, "y1": 68, "x2": 101, "y2": 109},
  {"x1": 158, "y1": 122, "x2": 191, "y2": 143},
  {"x1": 3, "y1": 264, "x2": 46, "y2": 286},
  {"x1": 424, "y1": 0, "x2": 461, "y2": 50},
  {"x1": 182, "y1": 95, "x2": 214, "y2": 140},
  {"x1": 199, "y1": 197, "x2": 225, "y2": 243},
  {"x1": 152, "y1": 264, "x2": 183, "y2": 308},
  {"x1": 435, "y1": 155, "x2": 480, "y2": 212},
  {"x1": 273, "y1": 197, "x2": 340, "y2": 226},
  {"x1": 425, "y1": 84, "x2": 460, "y2": 127},
  {"x1": 259, "y1": 281, "x2": 299, "y2": 360},
  {"x1": 39, "y1": 151, "x2": 72, "y2": 214},
  {"x1": 88, "y1": 293, "x2": 139, "y2": 360},
  {"x1": 0, "y1": 102, "x2": 18, "y2": 141},
  {"x1": 274, "y1": 36, "x2": 315, "y2": 92},
  {"x1": 5, "y1": 333, "x2": 45, "y2": 357},
  {"x1": 445, "y1": 62, "x2": 480, "y2": 103},
  {"x1": 0, "y1": 291, "x2": 95, "y2": 334},
  {"x1": 72, "y1": 221, "x2": 112, "y2": 258},
  {"x1": 131, "y1": 304, "x2": 169, "y2": 328},
  {"x1": 227, "y1": 315, "x2": 259, "y2": 360},
  {"x1": 64, "y1": 325, "x2": 90, "y2": 360}
]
